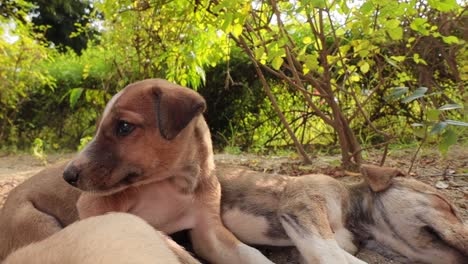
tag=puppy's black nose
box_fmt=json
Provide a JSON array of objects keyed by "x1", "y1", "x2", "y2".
[{"x1": 63, "y1": 165, "x2": 80, "y2": 187}]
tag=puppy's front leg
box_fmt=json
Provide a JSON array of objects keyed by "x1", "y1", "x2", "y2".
[{"x1": 190, "y1": 221, "x2": 274, "y2": 264}]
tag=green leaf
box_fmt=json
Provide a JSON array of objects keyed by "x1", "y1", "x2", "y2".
[
  {"x1": 384, "y1": 56, "x2": 400, "y2": 69},
  {"x1": 386, "y1": 19, "x2": 400, "y2": 29},
  {"x1": 310, "y1": 0, "x2": 326, "y2": 8},
  {"x1": 386, "y1": 87, "x2": 408, "y2": 101},
  {"x1": 360, "y1": 1, "x2": 374, "y2": 14},
  {"x1": 413, "y1": 53, "x2": 427, "y2": 65},
  {"x1": 439, "y1": 129, "x2": 457, "y2": 155},
  {"x1": 232, "y1": 23, "x2": 243, "y2": 37},
  {"x1": 445, "y1": 120, "x2": 468, "y2": 127},
  {"x1": 388, "y1": 27, "x2": 403, "y2": 41},
  {"x1": 442, "y1": 35, "x2": 459, "y2": 44},
  {"x1": 438, "y1": 104, "x2": 462, "y2": 111},
  {"x1": 390, "y1": 56, "x2": 405, "y2": 62},
  {"x1": 272, "y1": 56, "x2": 283, "y2": 70},
  {"x1": 304, "y1": 53, "x2": 319, "y2": 71},
  {"x1": 410, "y1": 18, "x2": 429, "y2": 35},
  {"x1": 360, "y1": 62, "x2": 370, "y2": 74},
  {"x1": 254, "y1": 47, "x2": 265, "y2": 60},
  {"x1": 69, "y1": 88, "x2": 84, "y2": 109},
  {"x1": 402, "y1": 87, "x2": 428, "y2": 103},
  {"x1": 427, "y1": 109, "x2": 440, "y2": 121},
  {"x1": 388, "y1": 27, "x2": 403, "y2": 40},
  {"x1": 430, "y1": 122, "x2": 447, "y2": 135},
  {"x1": 411, "y1": 123, "x2": 426, "y2": 138},
  {"x1": 428, "y1": 0, "x2": 458, "y2": 12},
  {"x1": 221, "y1": 13, "x2": 233, "y2": 32},
  {"x1": 303, "y1": 36, "x2": 312, "y2": 44}
]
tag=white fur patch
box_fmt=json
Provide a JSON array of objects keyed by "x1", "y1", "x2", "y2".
[
  {"x1": 237, "y1": 243, "x2": 274, "y2": 264},
  {"x1": 334, "y1": 228, "x2": 358, "y2": 254},
  {"x1": 223, "y1": 208, "x2": 292, "y2": 246},
  {"x1": 280, "y1": 214, "x2": 364, "y2": 264}
]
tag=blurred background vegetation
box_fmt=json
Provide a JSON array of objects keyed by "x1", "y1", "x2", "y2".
[{"x1": 0, "y1": 0, "x2": 466, "y2": 167}]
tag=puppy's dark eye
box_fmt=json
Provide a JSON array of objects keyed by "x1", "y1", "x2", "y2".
[{"x1": 116, "y1": 120, "x2": 135, "y2": 137}]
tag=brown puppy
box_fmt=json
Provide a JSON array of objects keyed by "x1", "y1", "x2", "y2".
[
  {"x1": 218, "y1": 164, "x2": 468, "y2": 264},
  {"x1": 4, "y1": 213, "x2": 199, "y2": 264},
  {"x1": 61, "y1": 79, "x2": 273, "y2": 264}
]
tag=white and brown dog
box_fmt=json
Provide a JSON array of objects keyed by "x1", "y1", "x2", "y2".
[{"x1": 217, "y1": 164, "x2": 468, "y2": 264}]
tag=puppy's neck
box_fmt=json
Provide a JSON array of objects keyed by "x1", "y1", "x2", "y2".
[{"x1": 169, "y1": 117, "x2": 215, "y2": 194}]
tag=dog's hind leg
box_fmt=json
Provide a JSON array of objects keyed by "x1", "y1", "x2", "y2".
[
  {"x1": 278, "y1": 192, "x2": 366, "y2": 264},
  {"x1": 279, "y1": 213, "x2": 365, "y2": 264}
]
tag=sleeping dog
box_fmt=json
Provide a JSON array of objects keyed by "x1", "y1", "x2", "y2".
[{"x1": 218, "y1": 164, "x2": 468, "y2": 264}]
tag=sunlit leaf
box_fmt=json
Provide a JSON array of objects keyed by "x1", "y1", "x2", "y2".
[
  {"x1": 442, "y1": 35, "x2": 459, "y2": 44},
  {"x1": 388, "y1": 27, "x2": 403, "y2": 40},
  {"x1": 390, "y1": 56, "x2": 405, "y2": 62},
  {"x1": 360, "y1": 62, "x2": 370, "y2": 74},
  {"x1": 272, "y1": 56, "x2": 283, "y2": 70},
  {"x1": 69, "y1": 88, "x2": 84, "y2": 109},
  {"x1": 303, "y1": 36, "x2": 312, "y2": 44},
  {"x1": 428, "y1": 0, "x2": 458, "y2": 12},
  {"x1": 232, "y1": 24, "x2": 243, "y2": 38}
]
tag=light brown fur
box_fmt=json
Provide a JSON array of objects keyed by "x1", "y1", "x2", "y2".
[
  {"x1": 0, "y1": 162, "x2": 80, "y2": 260},
  {"x1": 4, "y1": 213, "x2": 199, "y2": 264}
]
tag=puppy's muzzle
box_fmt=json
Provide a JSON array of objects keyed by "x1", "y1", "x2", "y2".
[{"x1": 63, "y1": 165, "x2": 80, "y2": 187}]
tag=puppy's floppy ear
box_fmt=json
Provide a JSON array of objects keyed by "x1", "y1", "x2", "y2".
[
  {"x1": 360, "y1": 164, "x2": 406, "y2": 192},
  {"x1": 152, "y1": 80, "x2": 206, "y2": 140}
]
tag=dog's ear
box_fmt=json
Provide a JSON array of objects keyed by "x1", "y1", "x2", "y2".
[
  {"x1": 152, "y1": 80, "x2": 206, "y2": 140},
  {"x1": 360, "y1": 164, "x2": 406, "y2": 192}
]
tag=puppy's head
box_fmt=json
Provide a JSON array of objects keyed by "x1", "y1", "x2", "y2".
[
  {"x1": 360, "y1": 164, "x2": 405, "y2": 192},
  {"x1": 63, "y1": 79, "x2": 206, "y2": 193}
]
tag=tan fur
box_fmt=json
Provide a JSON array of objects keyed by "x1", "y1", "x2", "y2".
[
  {"x1": 0, "y1": 162, "x2": 80, "y2": 259},
  {"x1": 360, "y1": 164, "x2": 405, "y2": 192},
  {"x1": 218, "y1": 164, "x2": 468, "y2": 264},
  {"x1": 4, "y1": 213, "x2": 199, "y2": 264}
]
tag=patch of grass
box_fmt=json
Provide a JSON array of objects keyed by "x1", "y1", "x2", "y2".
[{"x1": 223, "y1": 146, "x2": 242, "y2": 155}]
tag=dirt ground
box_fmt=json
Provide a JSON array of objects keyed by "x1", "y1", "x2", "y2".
[{"x1": 0, "y1": 145, "x2": 467, "y2": 263}]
